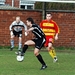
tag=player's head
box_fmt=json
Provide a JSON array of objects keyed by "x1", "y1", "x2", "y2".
[
  {"x1": 26, "y1": 17, "x2": 34, "y2": 27},
  {"x1": 16, "y1": 16, "x2": 20, "y2": 23},
  {"x1": 46, "y1": 12, "x2": 52, "y2": 21}
]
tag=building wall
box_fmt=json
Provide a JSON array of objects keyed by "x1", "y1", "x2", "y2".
[
  {"x1": 0, "y1": 9, "x2": 75, "y2": 47},
  {"x1": 0, "y1": 10, "x2": 42, "y2": 46},
  {"x1": 51, "y1": 12, "x2": 75, "y2": 47},
  {"x1": 5, "y1": 0, "x2": 19, "y2": 8}
]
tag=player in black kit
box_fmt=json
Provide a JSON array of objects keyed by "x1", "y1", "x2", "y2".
[{"x1": 18, "y1": 17, "x2": 47, "y2": 70}]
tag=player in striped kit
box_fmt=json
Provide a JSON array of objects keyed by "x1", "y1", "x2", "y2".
[
  {"x1": 40, "y1": 12, "x2": 60, "y2": 62},
  {"x1": 9, "y1": 16, "x2": 27, "y2": 53}
]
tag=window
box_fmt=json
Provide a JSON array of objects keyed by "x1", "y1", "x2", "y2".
[
  {"x1": 21, "y1": 5, "x2": 25, "y2": 9},
  {"x1": 27, "y1": 5, "x2": 33, "y2": 9},
  {"x1": 20, "y1": 5, "x2": 34, "y2": 9},
  {"x1": 20, "y1": 0, "x2": 35, "y2": 9},
  {"x1": 0, "y1": 0, "x2": 5, "y2": 5}
]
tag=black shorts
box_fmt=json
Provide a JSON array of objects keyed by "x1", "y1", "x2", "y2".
[
  {"x1": 32, "y1": 37, "x2": 46, "y2": 49},
  {"x1": 13, "y1": 30, "x2": 22, "y2": 37}
]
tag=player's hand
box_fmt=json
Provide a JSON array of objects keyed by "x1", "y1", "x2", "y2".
[
  {"x1": 55, "y1": 35, "x2": 58, "y2": 40},
  {"x1": 25, "y1": 32, "x2": 28, "y2": 36},
  {"x1": 10, "y1": 31, "x2": 13, "y2": 36}
]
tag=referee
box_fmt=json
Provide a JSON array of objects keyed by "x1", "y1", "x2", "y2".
[
  {"x1": 18, "y1": 17, "x2": 47, "y2": 70},
  {"x1": 9, "y1": 16, "x2": 27, "y2": 53}
]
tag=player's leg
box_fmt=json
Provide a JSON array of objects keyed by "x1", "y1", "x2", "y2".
[
  {"x1": 18, "y1": 31, "x2": 22, "y2": 51},
  {"x1": 18, "y1": 40, "x2": 35, "y2": 55},
  {"x1": 52, "y1": 47, "x2": 58, "y2": 63},
  {"x1": 45, "y1": 37, "x2": 58, "y2": 62},
  {"x1": 17, "y1": 40, "x2": 35, "y2": 61},
  {"x1": 18, "y1": 37, "x2": 22, "y2": 50},
  {"x1": 34, "y1": 38, "x2": 47, "y2": 70},
  {"x1": 15, "y1": 37, "x2": 22, "y2": 54},
  {"x1": 15, "y1": 31, "x2": 22, "y2": 54},
  {"x1": 48, "y1": 43, "x2": 58, "y2": 62},
  {"x1": 51, "y1": 47, "x2": 56, "y2": 57},
  {"x1": 10, "y1": 34, "x2": 14, "y2": 51},
  {"x1": 48, "y1": 42, "x2": 55, "y2": 59},
  {"x1": 45, "y1": 37, "x2": 55, "y2": 59},
  {"x1": 34, "y1": 48, "x2": 47, "y2": 70}
]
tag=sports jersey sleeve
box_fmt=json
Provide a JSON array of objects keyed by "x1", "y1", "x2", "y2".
[
  {"x1": 9, "y1": 21, "x2": 15, "y2": 31},
  {"x1": 21, "y1": 21, "x2": 27, "y2": 31},
  {"x1": 40, "y1": 21, "x2": 43, "y2": 29},
  {"x1": 54, "y1": 22, "x2": 60, "y2": 34}
]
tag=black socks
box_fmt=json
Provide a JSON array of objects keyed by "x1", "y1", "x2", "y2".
[
  {"x1": 22, "y1": 45, "x2": 28, "y2": 53},
  {"x1": 36, "y1": 54, "x2": 46, "y2": 65}
]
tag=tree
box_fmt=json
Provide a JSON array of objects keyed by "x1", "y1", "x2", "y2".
[{"x1": 35, "y1": 2, "x2": 75, "y2": 10}]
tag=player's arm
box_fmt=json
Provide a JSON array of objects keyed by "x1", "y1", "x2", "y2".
[
  {"x1": 28, "y1": 27, "x2": 34, "y2": 32},
  {"x1": 26, "y1": 27, "x2": 34, "y2": 33},
  {"x1": 22, "y1": 22, "x2": 27, "y2": 31},
  {"x1": 55, "y1": 33, "x2": 58, "y2": 40},
  {"x1": 9, "y1": 21, "x2": 16, "y2": 31},
  {"x1": 9, "y1": 22, "x2": 14, "y2": 36},
  {"x1": 24, "y1": 24, "x2": 28, "y2": 36},
  {"x1": 24, "y1": 27, "x2": 34, "y2": 36},
  {"x1": 40, "y1": 21, "x2": 43, "y2": 29},
  {"x1": 54, "y1": 23, "x2": 59, "y2": 40},
  {"x1": 21, "y1": 22, "x2": 28, "y2": 36},
  {"x1": 9, "y1": 23, "x2": 13, "y2": 31}
]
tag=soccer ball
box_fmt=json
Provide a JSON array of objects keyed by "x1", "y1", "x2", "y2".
[{"x1": 16, "y1": 55, "x2": 24, "y2": 62}]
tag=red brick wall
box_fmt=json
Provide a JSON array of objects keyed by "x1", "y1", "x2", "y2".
[
  {"x1": 14, "y1": 0, "x2": 19, "y2": 8},
  {"x1": 0, "y1": 10, "x2": 75, "y2": 47},
  {"x1": 5, "y1": 0, "x2": 12, "y2": 6},
  {"x1": 51, "y1": 12, "x2": 75, "y2": 47},
  {"x1": 0, "y1": 10, "x2": 42, "y2": 46},
  {"x1": 5, "y1": 0, "x2": 19, "y2": 8}
]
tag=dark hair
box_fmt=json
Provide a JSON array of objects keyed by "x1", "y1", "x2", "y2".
[
  {"x1": 26, "y1": 17, "x2": 34, "y2": 24},
  {"x1": 46, "y1": 12, "x2": 52, "y2": 15}
]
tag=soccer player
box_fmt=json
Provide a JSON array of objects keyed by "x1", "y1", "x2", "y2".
[
  {"x1": 9, "y1": 16, "x2": 27, "y2": 53},
  {"x1": 40, "y1": 12, "x2": 59, "y2": 62},
  {"x1": 18, "y1": 17, "x2": 47, "y2": 70}
]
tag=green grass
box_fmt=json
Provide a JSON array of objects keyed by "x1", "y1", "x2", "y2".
[{"x1": 0, "y1": 48, "x2": 75, "y2": 75}]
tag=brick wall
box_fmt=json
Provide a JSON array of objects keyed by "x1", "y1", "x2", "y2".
[
  {"x1": 5, "y1": 0, "x2": 19, "y2": 8},
  {"x1": 0, "y1": 10, "x2": 42, "y2": 46},
  {"x1": 5, "y1": 0, "x2": 12, "y2": 6},
  {"x1": 51, "y1": 12, "x2": 75, "y2": 47},
  {"x1": 0, "y1": 9, "x2": 75, "y2": 47}
]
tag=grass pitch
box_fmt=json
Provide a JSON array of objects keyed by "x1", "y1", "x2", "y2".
[{"x1": 0, "y1": 47, "x2": 75, "y2": 75}]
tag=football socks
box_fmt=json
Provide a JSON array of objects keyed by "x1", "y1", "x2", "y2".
[
  {"x1": 36, "y1": 54, "x2": 46, "y2": 65},
  {"x1": 49, "y1": 48, "x2": 56, "y2": 59}
]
